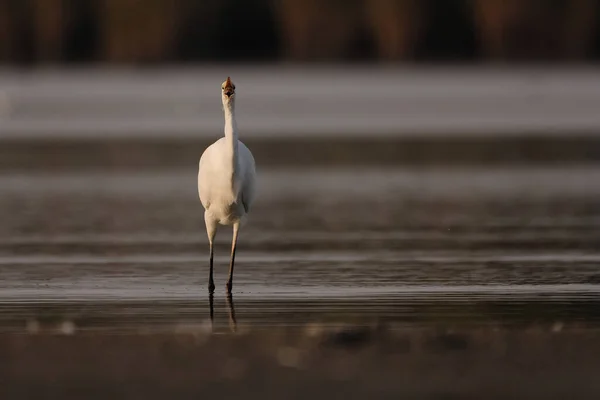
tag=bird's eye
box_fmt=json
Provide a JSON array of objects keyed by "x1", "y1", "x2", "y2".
[{"x1": 233, "y1": 85, "x2": 236, "y2": 90}]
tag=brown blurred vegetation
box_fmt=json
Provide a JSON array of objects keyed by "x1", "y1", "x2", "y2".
[{"x1": 0, "y1": 0, "x2": 599, "y2": 64}]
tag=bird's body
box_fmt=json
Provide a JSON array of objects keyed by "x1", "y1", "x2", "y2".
[
  {"x1": 198, "y1": 77, "x2": 256, "y2": 293},
  {"x1": 198, "y1": 137, "x2": 255, "y2": 225}
]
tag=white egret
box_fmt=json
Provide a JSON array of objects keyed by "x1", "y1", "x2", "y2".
[{"x1": 198, "y1": 77, "x2": 257, "y2": 293}]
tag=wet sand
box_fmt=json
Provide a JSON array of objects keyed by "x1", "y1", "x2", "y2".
[{"x1": 2, "y1": 327, "x2": 600, "y2": 399}]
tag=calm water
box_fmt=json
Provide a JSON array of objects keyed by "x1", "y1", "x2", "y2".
[{"x1": 1, "y1": 164, "x2": 599, "y2": 332}]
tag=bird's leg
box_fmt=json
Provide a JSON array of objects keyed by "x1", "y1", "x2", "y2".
[
  {"x1": 226, "y1": 222, "x2": 240, "y2": 293},
  {"x1": 205, "y1": 211, "x2": 217, "y2": 293}
]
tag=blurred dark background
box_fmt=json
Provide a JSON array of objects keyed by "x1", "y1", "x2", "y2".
[
  {"x1": 1, "y1": 0, "x2": 600, "y2": 65},
  {"x1": 2, "y1": 4, "x2": 600, "y2": 399}
]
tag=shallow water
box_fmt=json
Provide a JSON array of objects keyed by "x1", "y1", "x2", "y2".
[{"x1": 1, "y1": 165, "x2": 599, "y2": 332}]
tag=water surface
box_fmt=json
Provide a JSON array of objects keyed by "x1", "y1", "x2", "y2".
[{"x1": 1, "y1": 166, "x2": 599, "y2": 331}]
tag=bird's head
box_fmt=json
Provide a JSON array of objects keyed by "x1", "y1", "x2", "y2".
[{"x1": 221, "y1": 77, "x2": 236, "y2": 105}]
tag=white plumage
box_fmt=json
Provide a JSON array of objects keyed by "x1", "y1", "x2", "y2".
[{"x1": 198, "y1": 77, "x2": 257, "y2": 293}]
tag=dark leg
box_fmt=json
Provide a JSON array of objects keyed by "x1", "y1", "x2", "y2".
[
  {"x1": 205, "y1": 212, "x2": 217, "y2": 293},
  {"x1": 226, "y1": 223, "x2": 240, "y2": 293}
]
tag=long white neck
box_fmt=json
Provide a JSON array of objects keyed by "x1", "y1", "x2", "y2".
[{"x1": 223, "y1": 100, "x2": 238, "y2": 171}]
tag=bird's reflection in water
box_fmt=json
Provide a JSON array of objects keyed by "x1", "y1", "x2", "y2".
[
  {"x1": 208, "y1": 293, "x2": 237, "y2": 333},
  {"x1": 226, "y1": 293, "x2": 237, "y2": 332},
  {"x1": 209, "y1": 292, "x2": 215, "y2": 330}
]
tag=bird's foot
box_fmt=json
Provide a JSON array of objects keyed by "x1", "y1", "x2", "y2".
[
  {"x1": 225, "y1": 280, "x2": 233, "y2": 293},
  {"x1": 208, "y1": 280, "x2": 215, "y2": 294}
]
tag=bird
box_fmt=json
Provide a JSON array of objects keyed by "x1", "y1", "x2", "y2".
[{"x1": 198, "y1": 77, "x2": 257, "y2": 294}]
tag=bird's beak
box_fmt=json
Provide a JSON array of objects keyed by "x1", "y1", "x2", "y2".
[{"x1": 224, "y1": 77, "x2": 234, "y2": 97}]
